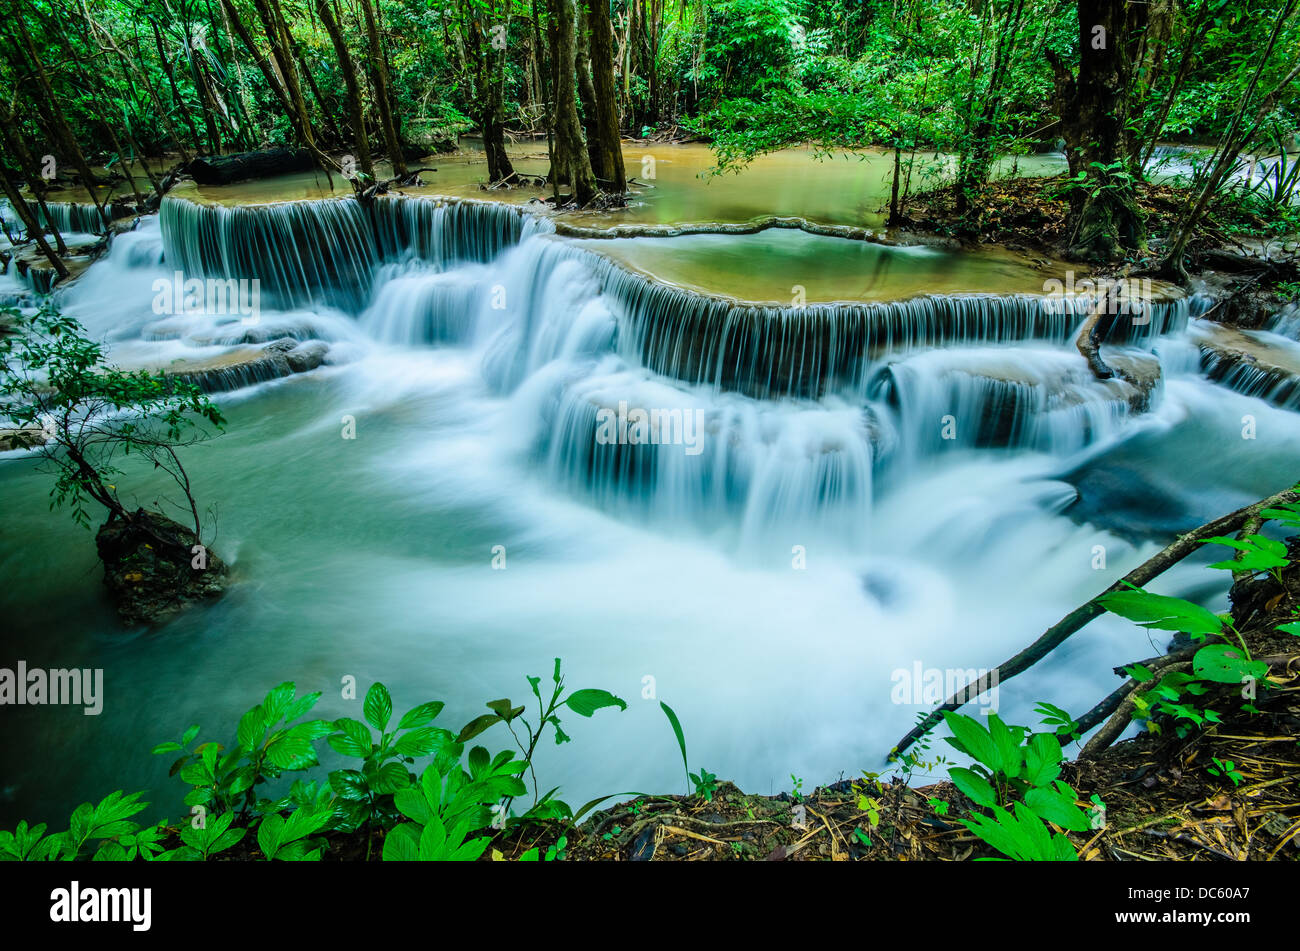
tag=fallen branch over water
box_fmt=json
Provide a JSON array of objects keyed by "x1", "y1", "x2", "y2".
[{"x1": 890, "y1": 483, "x2": 1300, "y2": 757}]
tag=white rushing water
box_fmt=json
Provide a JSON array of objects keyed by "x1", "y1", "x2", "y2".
[{"x1": 1, "y1": 195, "x2": 1297, "y2": 823}]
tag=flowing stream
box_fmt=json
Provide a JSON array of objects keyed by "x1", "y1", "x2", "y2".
[{"x1": 1, "y1": 158, "x2": 1298, "y2": 826}]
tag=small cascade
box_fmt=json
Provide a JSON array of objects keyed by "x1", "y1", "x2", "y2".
[
  {"x1": 1198, "y1": 348, "x2": 1300, "y2": 409},
  {"x1": 520, "y1": 339, "x2": 1163, "y2": 544},
  {"x1": 533, "y1": 361, "x2": 875, "y2": 543},
  {"x1": 1189, "y1": 319, "x2": 1300, "y2": 410},
  {"x1": 25, "y1": 199, "x2": 108, "y2": 235},
  {"x1": 359, "y1": 262, "x2": 486, "y2": 345},
  {"x1": 1270, "y1": 302, "x2": 1300, "y2": 340},
  {"x1": 869, "y1": 347, "x2": 1150, "y2": 473},
  {"x1": 160, "y1": 194, "x2": 550, "y2": 311}
]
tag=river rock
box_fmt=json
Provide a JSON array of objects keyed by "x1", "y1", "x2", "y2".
[{"x1": 95, "y1": 509, "x2": 227, "y2": 625}]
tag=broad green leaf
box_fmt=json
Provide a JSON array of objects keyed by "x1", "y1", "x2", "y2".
[
  {"x1": 941, "y1": 711, "x2": 1000, "y2": 771},
  {"x1": 1192, "y1": 644, "x2": 1268, "y2": 684},
  {"x1": 363, "y1": 683, "x2": 393, "y2": 732},
  {"x1": 1025, "y1": 782, "x2": 1092, "y2": 832},
  {"x1": 456, "y1": 714, "x2": 502, "y2": 743},
  {"x1": 948, "y1": 767, "x2": 997, "y2": 807},
  {"x1": 565, "y1": 689, "x2": 629, "y2": 717},
  {"x1": 1023, "y1": 732, "x2": 1064, "y2": 788},
  {"x1": 397, "y1": 701, "x2": 445, "y2": 730},
  {"x1": 1096, "y1": 590, "x2": 1223, "y2": 635}
]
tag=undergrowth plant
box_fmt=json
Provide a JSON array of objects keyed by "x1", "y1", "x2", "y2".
[
  {"x1": 1097, "y1": 501, "x2": 1300, "y2": 739},
  {"x1": 1, "y1": 659, "x2": 624, "y2": 862},
  {"x1": 940, "y1": 711, "x2": 1094, "y2": 861}
]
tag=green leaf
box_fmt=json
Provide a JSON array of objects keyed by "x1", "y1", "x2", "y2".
[
  {"x1": 397, "y1": 701, "x2": 445, "y2": 730},
  {"x1": 1096, "y1": 590, "x2": 1223, "y2": 635},
  {"x1": 1025, "y1": 782, "x2": 1092, "y2": 832},
  {"x1": 382, "y1": 824, "x2": 420, "y2": 861},
  {"x1": 329, "y1": 718, "x2": 372, "y2": 758},
  {"x1": 941, "y1": 711, "x2": 1000, "y2": 771},
  {"x1": 370, "y1": 761, "x2": 411, "y2": 794},
  {"x1": 265, "y1": 734, "x2": 318, "y2": 770},
  {"x1": 948, "y1": 767, "x2": 997, "y2": 807},
  {"x1": 985, "y1": 713, "x2": 1023, "y2": 779},
  {"x1": 363, "y1": 683, "x2": 393, "y2": 732},
  {"x1": 394, "y1": 727, "x2": 453, "y2": 758},
  {"x1": 456, "y1": 714, "x2": 502, "y2": 743},
  {"x1": 565, "y1": 689, "x2": 629, "y2": 717},
  {"x1": 1192, "y1": 644, "x2": 1268, "y2": 684},
  {"x1": 258, "y1": 814, "x2": 285, "y2": 859},
  {"x1": 660, "y1": 701, "x2": 690, "y2": 781},
  {"x1": 328, "y1": 769, "x2": 369, "y2": 801},
  {"x1": 1023, "y1": 732, "x2": 1064, "y2": 788},
  {"x1": 485, "y1": 698, "x2": 524, "y2": 721}
]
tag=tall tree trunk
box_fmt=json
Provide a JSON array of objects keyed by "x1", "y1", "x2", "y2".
[
  {"x1": 585, "y1": 0, "x2": 625, "y2": 192},
  {"x1": 549, "y1": 0, "x2": 598, "y2": 205},
  {"x1": 575, "y1": 4, "x2": 605, "y2": 177},
  {"x1": 0, "y1": 157, "x2": 68, "y2": 279},
  {"x1": 358, "y1": 0, "x2": 407, "y2": 176},
  {"x1": 1047, "y1": 0, "x2": 1146, "y2": 261},
  {"x1": 0, "y1": 110, "x2": 69, "y2": 254},
  {"x1": 294, "y1": 43, "x2": 346, "y2": 146},
  {"x1": 219, "y1": 0, "x2": 297, "y2": 137},
  {"x1": 1159, "y1": 7, "x2": 1300, "y2": 280},
  {"x1": 315, "y1": 0, "x2": 374, "y2": 180},
  {"x1": 250, "y1": 0, "x2": 317, "y2": 151},
  {"x1": 150, "y1": 19, "x2": 205, "y2": 156},
  {"x1": 11, "y1": 15, "x2": 108, "y2": 225}
]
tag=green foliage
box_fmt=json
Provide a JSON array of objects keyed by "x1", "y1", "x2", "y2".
[
  {"x1": 257, "y1": 803, "x2": 332, "y2": 861},
  {"x1": 156, "y1": 681, "x2": 330, "y2": 818},
  {"x1": 381, "y1": 751, "x2": 526, "y2": 861},
  {"x1": 0, "y1": 305, "x2": 224, "y2": 536},
  {"x1": 326, "y1": 682, "x2": 453, "y2": 834},
  {"x1": 455, "y1": 657, "x2": 626, "y2": 826},
  {"x1": 939, "y1": 711, "x2": 1091, "y2": 860}
]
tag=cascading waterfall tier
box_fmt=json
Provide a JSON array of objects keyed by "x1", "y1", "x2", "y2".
[
  {"x1": 159, "y1": 193, "x2": 553, "y2": 311},
  {"x1": 24, "y1": 199, "x2": 109, "y2": 235},
  {"x1": 493, "y1": 236, "x2": 1194, "y2": 400}
]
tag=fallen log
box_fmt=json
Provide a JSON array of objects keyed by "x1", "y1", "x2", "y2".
[{"x1": 184, "y1": 147, "x2": 315, "y2": 186}]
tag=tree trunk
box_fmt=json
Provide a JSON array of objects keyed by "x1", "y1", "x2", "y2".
[
  {"x1": 549, "y1": 0, "x2": 599, "y2": 205},
  {"x1": 315, "y1": 0, "x2": 374, "y2": 180},
  {"x1": 150, "y1": 18, "x2": 205, "y2": 156},
  {"x1": 249, "y1": 0, "x2": 317, "y2": 152},
  {"x1": 0, "y1": 110, "x2": 68, "y2": 255},
  {"x1": 585, "y1": 0, "x2": 626, "y2": 192},
  {"x1": 358, "y1": 0, "x2": 407, "y2": 176},
  {"x1": 1047, "y1": 0, "x2": 1146, "y2": 262},
  {"x1": 12, "y1": 14, "x2": 108, "y2": 224}
]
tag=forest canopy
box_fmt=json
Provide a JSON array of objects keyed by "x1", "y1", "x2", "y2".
[{"x1": 1, "y1": 0, "x2": 1298, "y2": 264}]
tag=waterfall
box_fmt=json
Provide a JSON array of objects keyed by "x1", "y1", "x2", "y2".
[
  {"x1": 58, "y1": 192, "x2": 1300, "y2": 543},
  {"x1": 478, "y1": 234, "x2": 1192, "y2": 400},
  {"x1": 1198, "y1": 346, "x2": 1300, "y2": 410},
  {"x1": 160, "y1": 194, "x2": 553, "y2": 311},
  {"x1": 25, "y1": 199, "x2": 109, "y2": 235},
  {"x1": 1270, "y1": 302, "x2": 1300, "y2": 340}
]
